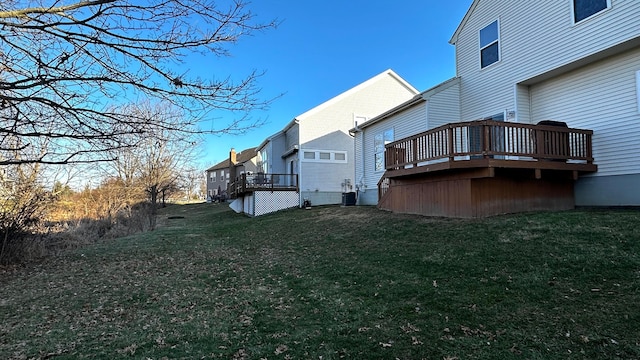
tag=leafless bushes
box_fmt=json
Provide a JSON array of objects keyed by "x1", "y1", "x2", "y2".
[{"x1": 0, "y1": 174, "x2": 157, "y2": 265}]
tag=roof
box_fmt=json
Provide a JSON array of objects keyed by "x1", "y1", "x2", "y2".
[
  {"x1": 351, "y1": 77, "x2": 460, "y2": 132},
  {"x1": 294, "y1": 69, "x2": 419, "y2": 121},
  {"x1": 205, "y1": 147, "x2": 258, "y2": 172},
  {"x1": 449, "y1": 0, "x2": 479, "y2": 44},
  {"x1": 256, "y1": 130, "x2": 284, "y2": 151}
]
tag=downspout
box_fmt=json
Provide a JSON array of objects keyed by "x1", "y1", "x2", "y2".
[
  {"x1": 350, "y1": 123, "x2": 366, "y2": 204},
  {"x1": 297, "y1": 152, "x2": 303, "y2": 207}
]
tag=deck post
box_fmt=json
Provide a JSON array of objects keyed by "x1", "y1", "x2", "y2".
[
  {"x1": 448, "y1": 126, "x2": 454, "y2": 161},
  {"x1": 412, "y1": 138, "x2": 418, "y2": 166},
  {"x1": 483, "y1": 122, "x2": 490, "y2": 158}
]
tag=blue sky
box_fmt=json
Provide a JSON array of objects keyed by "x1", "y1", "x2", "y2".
[{"x1": 196, "y1": 0, "x2": 474, "y2": 168}]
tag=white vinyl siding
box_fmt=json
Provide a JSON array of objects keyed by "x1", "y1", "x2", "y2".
[
  {"x1": 455, "y1": 0, "x2": 640, "y2": 122},
  {"x1": 361, "y1": 102, "x2": 428, "y2": 190},
  {"x1": 426, "y1": 83, "x2": 461, "y2": 128},
  {"x1": 294, "y1": 70, "x2": 418, "y2": 205},
  {"x1": 530, "y1": 47, "x2": 640, "y2": 177}
]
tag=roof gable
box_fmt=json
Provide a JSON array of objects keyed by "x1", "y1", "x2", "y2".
[
  {"x1": 449, "y1": 0, "x2": 479, "y2": 44},
  {"x1": 294, "y1": 69, "x2": 419, "y2": 121}
]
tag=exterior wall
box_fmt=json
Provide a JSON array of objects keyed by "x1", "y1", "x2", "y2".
[
  {"x1": 357, "y1": 103, "x2": 427, "y2": 205},
  {"x1": 426, "y1": 83, "x2": 461, "y2": 128},
  {"x1": 454, "y1": 1, "x2": 640, "y2": 121},
  {"x1": 529, "y1": 47, "x2": 640, "y2": 178},
  {"x1": 576, "y1": 174, "x2": 640, "y2": 206},
  {"x1": 295, "y1": 71, "x2": 418, "y2": 205},
  {"x1": 206, "y1": 167, "x2": 230, "y2": 197},
  {"x1": 271, "y1": 134, "x2": 287, "y2": 174},
  {"x1": 258, "y1": 133, "x2": 288, "y2": 175},
  {"x1": 285, "y1": 123, "x2": 299, "y2": 153},
  {"x1": 299, "y1": 74, "x2": 417, "y2": 145}
]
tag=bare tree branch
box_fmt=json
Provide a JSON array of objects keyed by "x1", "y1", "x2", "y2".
[{"x1": 0, "y1": 0, "x2": 278, "y2": 164}]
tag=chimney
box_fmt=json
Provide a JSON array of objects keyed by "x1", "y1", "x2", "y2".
[{"x1": 230, "y1": 148, "x2": 237, "y2": 165}]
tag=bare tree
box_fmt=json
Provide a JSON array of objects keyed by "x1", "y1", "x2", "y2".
[
  {"x1": 103, "y1": 101, "x2": 199, "y2": 228},
  {"x1": 0, "y1": 162, "x2": 52, "y2": 263},
  {"x1": 0, "y1": 0, "x2": 277, "y2": 165}
]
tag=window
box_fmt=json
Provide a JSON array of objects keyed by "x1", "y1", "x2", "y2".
[
  {"x1": 301, "y1": 150, "x2": 347, "y2": 163},
  {"x1": 210, "y1": 172, "x2": 216, "y2": 182},
  {"x1": 220, "y1": 170, "x2": 224, "y2": 180},
  {"x1": 374, "y1": 128, "x2": 394, "y2": 172},
  {"x1": 479, "y1": 20, "x2": 499, "y2": 68},
  {"x1": 259, "y1": 149, "x2": 268, "y2": 173},
  {"x1": 573, "y1": 0, "x2": 609, "y2": 23}
]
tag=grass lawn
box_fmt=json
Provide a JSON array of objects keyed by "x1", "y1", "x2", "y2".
[{"x1": 1, "y1": 203, "x2": 639, "y2": 359}]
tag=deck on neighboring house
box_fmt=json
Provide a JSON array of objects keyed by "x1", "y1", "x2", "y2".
[
  {"x1": 378, "y1": 120, "x2": 597, "y2": 217},
  {"x1": 229, "y1": 173, "x2": 299, "y2": 217}
]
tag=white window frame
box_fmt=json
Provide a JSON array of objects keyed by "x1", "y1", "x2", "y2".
[
  {"x1": 211, "y1": 172, "x2": 216, "y2": 182},
  {"x1": 301, "y1": 149, "x2": 348, "y2": 163},
  {"x1": 479, "y1": 19, "x2": 500, "y2": 69},
  {"x1": 571, "y1": 0, "x2": 611, "y2": 24},
  {"x1": 374, "y1": 128, "x2": 394, "y2": 172}
]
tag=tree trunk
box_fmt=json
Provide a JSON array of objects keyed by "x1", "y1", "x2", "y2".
[{"x1": 149, "y1": 185, "x2": 158, "y2": 230}]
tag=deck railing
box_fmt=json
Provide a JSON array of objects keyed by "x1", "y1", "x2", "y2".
[
  {"x1": 385, "y1": 120, "x2": 594, "y2": 171},
  {"x1": 229, "y1": 173, "x2": 299, "y2": 198}
]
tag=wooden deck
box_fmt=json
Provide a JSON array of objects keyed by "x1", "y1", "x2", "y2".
[
  {"x1": 384, "y1": 120, "x2": 596, "y2": 176},
  {"x1": 379, "y1": 120, "x2": 597, "y2": 218},
  {"x1": 230, "y1": 173, "x2": 298, "y2": 198}
]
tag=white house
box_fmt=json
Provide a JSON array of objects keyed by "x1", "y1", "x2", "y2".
[
  {"x1": 450, "y1": 0, "x2": 640, "y2": 206},
  {"x1": 354, "y1": 0, "x2": 640, "y2": 214},
  {"x1": 241, "y1": 69, "x2": 418, "y2": 213}
]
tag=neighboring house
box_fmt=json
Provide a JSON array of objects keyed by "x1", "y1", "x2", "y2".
[
  {"x1": 283, "y1": 69, "x2": 418, "y2": 207},
  {"x1": 205, "y1": 147, "x2": 258, "y2": 200},
  {"x1": 230, "y1": 69, "x2": 419, "y2": 216},
  {"x1": 355, "y1": 0, "x2": 639, "y2": 216}
]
